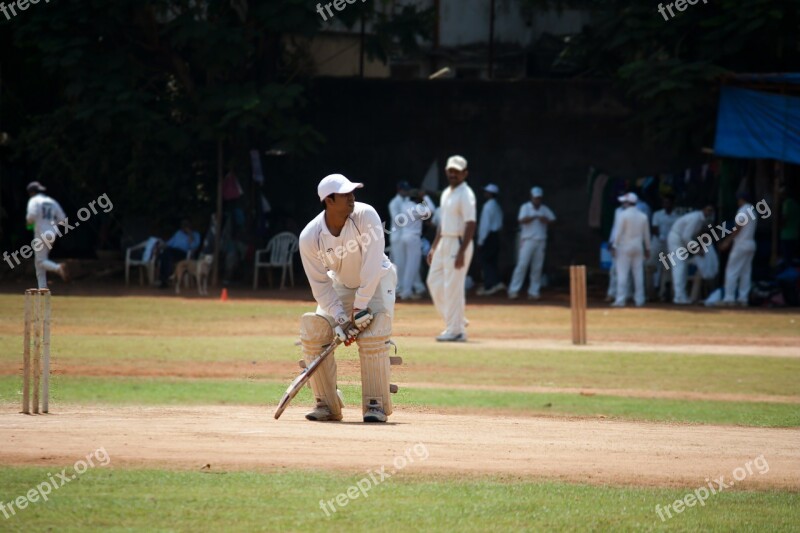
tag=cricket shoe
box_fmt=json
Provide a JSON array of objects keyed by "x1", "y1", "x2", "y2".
[
  {"x1": 363, "y1": 408, "x2": 387, "y2": 423},
  {"x1": 305, "y1": 404, "x2": 342, "y2": 422},
  {"x1": 436, "y1": 332, "x2": 467, "y2": 342},
  {"x1": 58, "y1": 263, "x2": 70, "y2": 282},
  {"x1": 487, "y1": 283, "x2": 506, "y2": 295}
]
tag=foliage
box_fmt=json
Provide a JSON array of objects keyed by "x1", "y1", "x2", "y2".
[
  {"x1": 522, "y1": 0, "x2": 800, "y2": 149},
  {"x1": 2, "y1": 0, "x2": 432, "y2": 235}
]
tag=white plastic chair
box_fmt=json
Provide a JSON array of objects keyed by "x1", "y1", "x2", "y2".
[
  {"x1": 125, "y1": 238, "x2": 163, "y2": 286},
  {"x1": 253, "y1": 232, "x2": 299, "y2": 290}
]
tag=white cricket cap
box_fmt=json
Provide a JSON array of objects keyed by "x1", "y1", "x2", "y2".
[
  {"x1": 530, "y1": 186, "x2": 543, "y2": 198},
  {"x1": 446, "y1": 155, "x2": 468, "y2": 171},
  {"x1": 484, "y1": 183, "x2": 499, "y2": 194},
  {"x1": 317, "y1": 174, "x2": 363, "y2": 202},
  {"x1": 617, "y1": 192, "x2": 638, "y2": 204}
]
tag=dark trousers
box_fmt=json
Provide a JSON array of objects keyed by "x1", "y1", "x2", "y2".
[
  {"x1": 480, "y1": 231, "x2": 501, "y2": 288},
  {"x1": 159, "y1": 247, "x2": 188, "y2": 284}
]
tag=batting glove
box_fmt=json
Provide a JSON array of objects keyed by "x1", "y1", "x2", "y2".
[{"x1": 353, "y1": 308, "x2": 373, "y2": 331}]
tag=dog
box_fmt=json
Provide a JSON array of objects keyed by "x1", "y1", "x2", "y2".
[{"x1": 174, "y1": 255, "x2": 213, "y2": 296}]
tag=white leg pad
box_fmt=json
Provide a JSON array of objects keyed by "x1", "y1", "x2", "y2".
[
  {"x1": 356, "y1": 313, "x2": 393, "y2": 417},
  {"x1": 300, "y1": 313, "x2": 341, "y2": 417}
]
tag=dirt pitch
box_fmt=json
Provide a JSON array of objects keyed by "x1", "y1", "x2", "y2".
[{"x1": 1, "y1": 405, "x2": 798, "y2": 490}]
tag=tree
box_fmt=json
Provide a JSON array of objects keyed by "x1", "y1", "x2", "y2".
[{"x1": 523, "y1": 0, "x2": 800, "y2": 149}]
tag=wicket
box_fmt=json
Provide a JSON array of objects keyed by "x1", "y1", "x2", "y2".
[
  {"x1": 22, "y1": 288, "x2": 51, "y2": 414},
  {"x1": 569, "y1": 265, "x2": 587, "y2": 345}
]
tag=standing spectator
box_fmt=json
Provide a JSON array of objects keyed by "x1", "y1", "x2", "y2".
[
  {"x1": 667, "y1": 204, "x2": 714, "y2": 305},
  {"x1": 720, "y1": 194, "x2": 757, "y2": 306},
  {"x1": 25, "y1": 182, "x2": 69, "y2": 288},
  {"x1": 476, "y1": 184, "x2": 505, "y2": 296},
  {"x1": 426, "y1": 155, "x2": 476, "y2": 342},
  {"x1": 397, "y1": 189, "x2": 429, "y2": 300},
  {"x1": 780, "y1": 191, "x2": 799, "y2": 265},
  {"x1": 605, "y1": 198, "x2": 626, "y2": 302},
  {"x1": 388, "y1": 181, "x2": 410, "y2": 286},
  {"x1": 650, "y1": 195, "x2": 679, "y2": 301},
  {"x1": 612, "y1": 193, "x2": 651, "y2": 307},
  {"x1": 159, "y1": 219, "x2": 201, "y2": 288},
  {"x1": 508, "y1": 187, "x2": 555, "y2": 301}
]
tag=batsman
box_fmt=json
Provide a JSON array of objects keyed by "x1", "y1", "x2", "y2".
[{"x1": 296, "y1": 174, "x2": 398, "y2": 423}]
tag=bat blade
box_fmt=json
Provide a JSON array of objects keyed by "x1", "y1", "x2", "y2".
[{"x1": 273, "y1": 340, "x2": 339, "y2": 420}]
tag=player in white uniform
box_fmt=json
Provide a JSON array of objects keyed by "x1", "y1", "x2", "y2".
[
  {"x1": 612, "y1": 193, "x2": 651, "y2": 307},
  {"x1": 388, "y1": 182, "x2": 408, "y2": 291},
  {"x1": 426, "y1": 155, "x2": 476, "y2": 342},
  {"x1": 396, "y1": 189, "x2": 432, "y2": 300},
  {"x1": 650, "y1": 196, "x2": 679, "y2": 300},
  {"x1": 476, "y1": 184, "x2": 505, "y2": 296},
  {"x1": 25, "y1": 182, "x2": 69, "y2": 288},
  {"x1": 508, "y1": 187, "x2": 555, "y2": 300},
  {"x1": 667, "y1": 204, "x2": 714, "y2": 304},
  {"x1": 721, "y1": 194, "x2": 757, "y2": 306},
  {"x1": 298, "y1": 174, "x2": 397, "y2": 423}
]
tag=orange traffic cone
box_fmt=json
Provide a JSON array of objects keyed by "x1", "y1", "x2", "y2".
[{"x1": 220, "y1": 288, "x2": 229, "y2": 302}]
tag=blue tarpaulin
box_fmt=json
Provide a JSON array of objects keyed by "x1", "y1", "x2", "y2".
[{"x1": 714, "y1": 86, "x2": 800, "y2": 165}]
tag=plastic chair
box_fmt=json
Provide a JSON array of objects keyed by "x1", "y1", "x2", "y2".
[
  {"x1": 253, "y1": 232, "x2": 299, "y2": 290},
  {"x1": 125, "y1": 238, "x2": 162, "y2": 286}
]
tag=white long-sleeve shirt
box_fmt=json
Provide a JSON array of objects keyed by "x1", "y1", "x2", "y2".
[
  {"x1": 26, "y1": 193, "x2": 66, "y2": 237},
  {"x1": 388, "y1": 194, "x2": 405, "y2": 239},
  {"x1": 299, "y1": 202, "x2": 392, "y2": 317},
  {"x1": 669, "y1": 211, "x2": 706, "y2": 245},
  {"x1": 652, "y1": 209, "x2": 679, "y2": 240},
  {"x1": 613, "y1": 206, "x2": 651, "y2": 252},
  {"x1": 477, "y1": 198, "x2": 503, "y2": 246}
]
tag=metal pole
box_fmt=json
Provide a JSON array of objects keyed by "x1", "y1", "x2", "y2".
[
  {"x1": 359, "y1": 13, "x2": 366, "y2": 78},
  {"x1": 488, "y1": 0, "x2": 496, "y2": 79},
  {"x1": 212, "y1": 139, "x2": 223, "y2": 288}
]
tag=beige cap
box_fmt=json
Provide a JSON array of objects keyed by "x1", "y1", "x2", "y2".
[{"x1": 446, "y1": 155, "x2": 468, "y2": 171}]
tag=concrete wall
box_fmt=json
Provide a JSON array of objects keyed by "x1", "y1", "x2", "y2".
[{"x1": 267, "y1": 78, "x2": 695, "y2": 285}]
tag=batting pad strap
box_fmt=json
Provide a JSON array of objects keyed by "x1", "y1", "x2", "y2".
[
  {"x1": 357, "y1": 313, "x2": 393, "y2": 416},
  {"x1": 300, "y1": 313, "x2": 341, "y2": 416}
]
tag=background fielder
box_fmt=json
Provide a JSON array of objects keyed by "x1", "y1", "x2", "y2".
[
  {"x1": 25, "y1": 181, "x2": 69, "y2": 288},
  {"x1": 426, "y1": 155, "x2": 476, "y2": 342},
  {"x1": 298, "y1": 173, "x2": 398, "y2": 423}
]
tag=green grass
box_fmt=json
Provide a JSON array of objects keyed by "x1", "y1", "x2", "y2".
[
  {"x1": 1, "y1": 333, "x2": 798, "y2": 396},
  {"x1": 0, "y1": 467, "x2": 797, "y2": 532},
  {"x1": 2, "y1": 376, "x2": 798, "y2": 427}
]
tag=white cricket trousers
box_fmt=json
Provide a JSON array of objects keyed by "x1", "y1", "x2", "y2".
[
  {"x1": 723, "y1": 240, "x2": 756, "y2": 304},
  {"x1": 667, "y1": 231, "x2": 690, "y2": 303},
  {"x1": 397, "y1": 233, "x2": 422, "y2": 299},
  {"x1": 509, "y1": 238, "x2": 546, "y2": 297},
  {"x1": 614, "y1": 245, "x2": 645, "y2": 306},
  {"x1": 427, "y1": 236, "x2": 473, "y2": 336},
  {"x1": 34, "y1": 243, "x2": 60, "y2": 289}
]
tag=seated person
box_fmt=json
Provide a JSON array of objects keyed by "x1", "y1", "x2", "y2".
[{"x1": 158, "y1": 219, "x2": 201, "y2": 288}]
